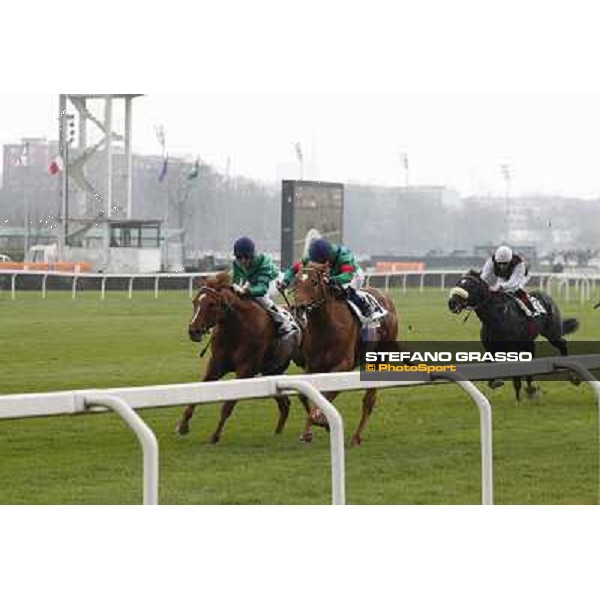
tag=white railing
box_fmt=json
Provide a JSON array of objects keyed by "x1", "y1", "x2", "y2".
[
  {"x1": 2, "y1": 355, "x2": 599, "y2": 505},
  {"x1": 2, "y1": 268, "x2": 600, "y2": 301}
]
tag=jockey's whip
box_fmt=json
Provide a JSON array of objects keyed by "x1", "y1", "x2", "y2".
[
  {"x1": 280, "y1": 288, "x2": 294, "y2": 312},
  {"x1": 462, "y1": 310, "x2": 473, "y2": 324}
]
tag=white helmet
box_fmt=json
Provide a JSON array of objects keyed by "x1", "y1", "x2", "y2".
[{"x1": 494, "y1": 245, "x2": 513, "y2": 263}]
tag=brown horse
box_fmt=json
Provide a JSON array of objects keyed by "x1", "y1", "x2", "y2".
[
  {"x1": 290, "y1": 262, "x2": 399, "y2": 446},
  {"x1": 176, "y1": 272, "x2": 305, "y2": 443}
]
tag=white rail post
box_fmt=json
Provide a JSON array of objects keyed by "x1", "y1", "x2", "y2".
[
  {"x1": 275, "y1": 379, "x2": 345, "y2": 505},
  {"x1": 402, "y1": 273, "x2": 407, "y2": 295},
  {"x1": 128, "y1": 277, "x2": 134, "y2": 299},
  {"x1": 79, "y1": 392, "x2": 159, "y2": 505},
  {"x1": 101, "y1": 276, "x2": 107, "y2": 301},
  {"x1": 154, "y1": 276, "x2": 160, "y2": 299},
  {"x1": 11, "y1": 273, "x2": 16, "y2": 300},
  {"x1": 551, "y1": 358, "x2": 600, "y2": 435},
  {"x1": 419, "y1": 272, "x2": 425, "y2": 293},
  {"x1": 71, "y1": 275, "x2": 78, "y2": 300},
  {"x1": 431, "y1": 372, "x2": 493, "y2": 505},
  {"x1": 441, "y1": 273, "x2": 445, "y2": 291},
  {"x1": 188, "y1": 275, "x2": 194, "y2": 298},
  {"x1": 42, "y1": 273, "x2": 48, "y2": 299}
]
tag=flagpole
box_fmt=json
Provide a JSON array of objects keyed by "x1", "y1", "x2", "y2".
[
  {"x1": 22, "y1": 142, "x2": 29, "y2": 260},
  {"x1": 294, "y1": 142, "x2": 303, "y2": 180},
  {"x1": 59, "y1": 96, "x2": 67, "y2": 259},
  {"x1": 401, "y1": 153, "x2": 409, "y2": 187}
]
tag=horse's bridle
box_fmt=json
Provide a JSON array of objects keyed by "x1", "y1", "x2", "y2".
[
  {"x1": 192, "y1": 285, "x2": 233, "y2": 335},
  {"x1": 291, "y1": 266, "x2": 332, "y2": 315},
  {"x1": 449, "y1": 274, "x2": 491, "y2": 312}
]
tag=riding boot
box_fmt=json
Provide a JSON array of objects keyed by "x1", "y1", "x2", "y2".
[
  {"x1": 346, "y1": 287, "x2": 373, "y2": 321},
  {"x1": 256, "y1": 297, "x2": 295, "y2": 336},
  {"x1": 515, "y1": 289, "x2": 536, "y2": 317}
]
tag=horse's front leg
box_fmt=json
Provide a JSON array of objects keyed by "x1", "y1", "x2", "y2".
[
  {"x1": 512, "y1": 376, "x2": 522, "y2": 402},
  {"x1": 351, "y1": 388, "x2": 377, "y2": 447},
  {"x1": 207, "y1": 366, "x2": 258, "y2": 444},
  {"x1": 176, "y1": 357, "x2": 226, "y2": 436},
  {"x1": 209, "y1": 401, "x2": 238, "y2": 444},
  {"x1": 309, "y1": 390, "x2": 338, "y2": 431},
  {"x1": 274, "y1": 395, "x2": 291, "y2": 435},
  {"x1": 298, "y1": 394, "x2": 314, "y2": 442}
]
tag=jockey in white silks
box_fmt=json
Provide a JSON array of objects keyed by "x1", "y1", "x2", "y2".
[{"x1": 480, "y1": 245, "x2": 545, "y2": 317}]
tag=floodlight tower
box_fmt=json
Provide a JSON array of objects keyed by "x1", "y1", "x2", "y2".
[
  {"x1": 57, "y1": 94, "x2": 142, "y2": 256},
  {"x1": 500, "y1": 163, "x2": 511, "y2": 241}
]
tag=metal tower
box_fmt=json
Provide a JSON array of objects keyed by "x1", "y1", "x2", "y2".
[{"x1": 57, "y1": 94, "x2": 142, "y2": 254}]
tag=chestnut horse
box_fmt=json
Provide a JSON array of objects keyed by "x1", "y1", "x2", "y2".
[
  {"x1": 176, "y1": 272, "x2": 305, "y2": 443},
  {"x1": 290, "y1": 262, "x2": 399, "y2": 446}
]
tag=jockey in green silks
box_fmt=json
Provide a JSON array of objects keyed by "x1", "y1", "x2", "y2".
[
  {"x1": 279, "y1": 237, "x2": 373, "y2": 320},
  {"x1": 231, "y1": 236, "x2": 295, "y2": 336}
]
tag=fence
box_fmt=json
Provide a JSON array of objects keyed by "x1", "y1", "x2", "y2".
[
  {"x1": 1, "y1": 269, "x2": 599, "y2": 303},
  {"x1": 1, "y1": 355, "x2": 599, "y2": 505}
]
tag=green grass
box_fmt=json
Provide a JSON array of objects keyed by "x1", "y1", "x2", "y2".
[{"x1": 0, "y1": 288, "x2": 598, "y2": 504}]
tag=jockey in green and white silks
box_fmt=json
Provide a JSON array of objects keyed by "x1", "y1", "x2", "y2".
[
  {"x1": 480, "y1": 245, "x2": 543, "y2": 317},
  {"x1": 231, "y1": 237, "x2": 295, "y2": 336},
  {"x1": 280, "y1": 237, "x2": 373, "y2": 320}
]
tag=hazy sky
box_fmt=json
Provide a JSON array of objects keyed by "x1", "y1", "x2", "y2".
[{"x1": 2, "y1": 93, "x2": 600, "y2": 199}]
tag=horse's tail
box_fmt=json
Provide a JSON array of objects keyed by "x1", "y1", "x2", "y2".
[{"x1": 562, "y1": 318, "x2": 579, "y2": 335}]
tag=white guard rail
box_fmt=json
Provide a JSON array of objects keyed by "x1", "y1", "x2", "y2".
[
  {"x1": 1, "y1": 357, "x2": 600, "y2": 505},
  {"x1": 2, "y1": 269, "x2": 599, "y2": 301}
]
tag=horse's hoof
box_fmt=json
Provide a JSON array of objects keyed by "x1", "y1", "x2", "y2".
[
  {"x1": 526, "y1": 386, "x2": 540, "y2": 400},
  {"x1": 299, "y1": 431, "x2": 313, "y2": 443},
  {"x1": 350, "y1": 436, "x2": 361, "y2": 447},
  {"x1": 488, "y1": 379, "x2": 504, "y2": 389},
  {"x1": 175, "y1": 422, "x2": 190, "y2": 436},
  {"x1": 310, "y1": 411, "x2": 329, "y2": 429},
  {"x1": 208, "y1": 434, "x2": 220, "y2": 444}
]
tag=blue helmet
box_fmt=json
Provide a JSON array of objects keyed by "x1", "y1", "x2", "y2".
[
  {"x1": 308, "y1": 238, "x2": 334, "y2": 263},
  {"x1": 233, "y1": 237, "x2": 255, "y2": 259}
]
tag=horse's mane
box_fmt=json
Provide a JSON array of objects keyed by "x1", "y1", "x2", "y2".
[
  {"x1": 197, "y1": 271, "x2": 232, "y2": 291},
  {"x1": 466, "y1": 268, "x2": 482, "y2": 279}
]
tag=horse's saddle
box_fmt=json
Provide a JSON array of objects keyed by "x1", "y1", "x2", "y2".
[
  {"x1": 347, "y1": 291, "x2": 388, "y2": 325},
  {"x1": 261, "y1": 308, "x2": 302, "y2": 375},
  {"x1": 512, "y1": 293, "x2": 546, "y2": 318},
  {"x1": 280, "y1": 306, "x2": 302, "y2": 333}
]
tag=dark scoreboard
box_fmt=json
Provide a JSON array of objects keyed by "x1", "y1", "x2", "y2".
[{"x1": 280, "y1": 180, "x2": 344, "y2": 267}]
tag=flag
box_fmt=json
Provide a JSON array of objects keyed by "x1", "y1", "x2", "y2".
[
  {"x1": 187, "y1": 158, "x2": 199, "y2": 180},
  {"x1": 158, "y1": 156, "x2": 168, "y2": 182},
  {"x1": 294, "y1": 142, "x2": 303, "y2": 162},
  {"x1": 48, "y1": 155, "x2": 64, "y2": 175}
]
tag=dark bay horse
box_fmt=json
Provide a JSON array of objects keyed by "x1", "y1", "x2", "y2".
[
  {"x1": 176, "y1": 272, "x2": 305, "y2": 443},
  {"x1": 448, "y1": 270, "x2": 579, "y2": 400},
  {"x1": 290, "y1": 262, "x2": 399, "y2": 446}
]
